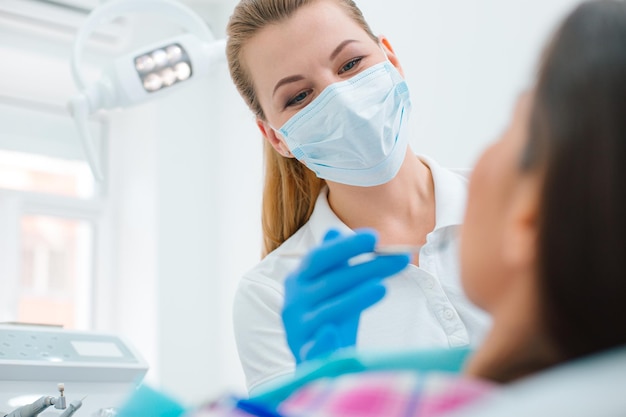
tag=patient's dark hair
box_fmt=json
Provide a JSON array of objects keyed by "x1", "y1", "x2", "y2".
[{"x1": 523, "y1": 0, "x2": 626, "y2": 361}]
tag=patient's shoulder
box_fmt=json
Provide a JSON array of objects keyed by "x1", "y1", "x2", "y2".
[{"x1": 447, "y1": 346, "x2": 626, "y2": 417}]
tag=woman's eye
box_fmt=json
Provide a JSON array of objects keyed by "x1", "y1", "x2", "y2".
[
  {"x1": 339, "y1": 57, "x2": 363, "y2": 74},
  {"x1": 286, "y1": 91, "x2": 309, "y2": 107}
]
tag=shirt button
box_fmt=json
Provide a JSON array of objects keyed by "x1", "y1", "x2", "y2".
[
  {"x1": 444, "y1": 309, "x2": 455, "y2": 320},
  {"x1": 425, "y1": 279, "x2": 434, "y2": 289}
]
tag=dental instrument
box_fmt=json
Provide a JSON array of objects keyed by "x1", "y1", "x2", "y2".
[{"x1": 277, "y1": 244, "x2": 424, "y2": 258}]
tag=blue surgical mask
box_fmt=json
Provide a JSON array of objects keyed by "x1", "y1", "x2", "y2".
[{"x1": 274, "y1": 61, "x2": 412, "y2": 187}]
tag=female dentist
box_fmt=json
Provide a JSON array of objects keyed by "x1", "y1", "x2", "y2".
[{"x1": 226, "y1": 0, "x2": 490, "y2": 393}]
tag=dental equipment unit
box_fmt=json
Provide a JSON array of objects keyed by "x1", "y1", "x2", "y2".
[{"x1": 0, "y1": 324, "x2": 148, "y2": 417}]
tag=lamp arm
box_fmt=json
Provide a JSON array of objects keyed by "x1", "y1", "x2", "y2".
[
  {"x1": 67, "y1": 92, "x2": 105, "y2": 181},
  {"x1": 204, "y1": 38, "x2": 227, "y2": 66}
]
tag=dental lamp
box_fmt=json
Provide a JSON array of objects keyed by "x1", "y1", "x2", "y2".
[{"x1": 67, "y1": 0, "x2": 226, "y2": 181}]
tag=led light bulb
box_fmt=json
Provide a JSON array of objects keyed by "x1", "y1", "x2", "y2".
[
  {"x1": 160, "y1": 67, "x2": 177, "y2": 87},
  {"x1": 143, "y1": 73, "x2": 163, "y2": 92},
  {"x1": 134, "y1": 55, "x2": 155, "y2": 73},
  {"x1": 166, "y1": 45, "x2": 183, "y2": 64},
  {"x1": 151, "y1": 49, "x2": 168, "y2": 68},
  {"x1": 174, "y1": 62, "x2": 191, "y2": 81}
]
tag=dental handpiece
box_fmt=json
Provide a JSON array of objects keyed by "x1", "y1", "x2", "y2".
[
  {"x1": 4, "y1": 383, "x2": 69, "y2": 417},
  {"x1": 58, "y1": 399, "x2": 84, "y2": 417},
  {"x1": 4, "y1": 396, "x2": 56, "y2": 417}
]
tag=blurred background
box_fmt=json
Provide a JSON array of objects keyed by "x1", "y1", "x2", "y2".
[{"x1": 0, "y1": 0, "x2": 584, "y2": 405}]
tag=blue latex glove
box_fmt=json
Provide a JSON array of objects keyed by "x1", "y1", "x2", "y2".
[{"x1": 282, "y1": 228, "x2": 410, "y2": 364}]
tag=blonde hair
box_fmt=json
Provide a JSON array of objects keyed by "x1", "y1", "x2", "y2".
[{"x1": 226, "y1": 0, "x2": 378, "y2": 257}]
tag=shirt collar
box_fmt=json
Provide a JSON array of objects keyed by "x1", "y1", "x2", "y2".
[
  {"x1": 418, "y1": 154, "x2": 468, "y2": 230},
  {"x1": 308, "y1": 186, "x2": 352, "y2": 245},
  {"x1": 307, "y1": 156, "x2": 468, "y2": 242}
]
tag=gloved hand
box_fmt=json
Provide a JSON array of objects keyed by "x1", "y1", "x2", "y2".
[{"x1": 282, "y1": 228, "x2": 410, "y2": 364}]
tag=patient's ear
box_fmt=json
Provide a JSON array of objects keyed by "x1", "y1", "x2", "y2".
[{"x1": 502, "y1": 175, "x2": 540, "y2": 272}]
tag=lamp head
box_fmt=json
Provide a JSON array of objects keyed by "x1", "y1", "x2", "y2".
[{"x1": 67, "y1": 0, "x2": 225, "y2": 181}]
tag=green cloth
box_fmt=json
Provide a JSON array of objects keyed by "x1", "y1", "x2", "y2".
[{"x1": 116, "y1": 384, "x2": 187, "y2": 417}]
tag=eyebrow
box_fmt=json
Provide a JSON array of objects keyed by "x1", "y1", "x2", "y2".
[
  {"x1": 329, "y1": 39, "x2": 358, "y2": 60},
  {"x1": 273, "y1": 74, "x2": 305, "y2": 97},
  {"x1": 272, "y1": 39, "x2": 360, "y2": 97}
]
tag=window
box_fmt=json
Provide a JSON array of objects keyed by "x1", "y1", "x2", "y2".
[
  {"x1": 0, "y1": 98, "x2": 106, "y2": 330},
  {"x1": 0, "y1": 150, "x2": 95, "y2": 198},
  {"x1": 19, "y1": 214, "x2": 94, "y2": 328}
]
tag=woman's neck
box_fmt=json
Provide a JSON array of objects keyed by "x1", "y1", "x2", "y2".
[
  {"x1": 326, "y1": 150, "x2": 435, "y2": 247},
  {"x1": 464, "y1": 289, "x2": 558, "y2": 383}
]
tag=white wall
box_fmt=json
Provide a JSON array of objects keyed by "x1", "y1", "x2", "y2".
[
  {"x1": 357, "y1": 0, "x2": 583, "y2": 168},
  {"x1": 107, "y1": 2, "x2": 262, "y2": 403}
]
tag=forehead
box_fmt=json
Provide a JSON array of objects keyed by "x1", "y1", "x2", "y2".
[{"x1": 241, "y1": 0, "x2": 376, "y2": 94}]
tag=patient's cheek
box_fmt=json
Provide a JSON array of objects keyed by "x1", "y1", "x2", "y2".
[{"x1": 460, "y1": 139, "x2": 513, "y2": 310}]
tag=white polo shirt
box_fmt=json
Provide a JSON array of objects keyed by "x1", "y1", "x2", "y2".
[{"x1": 233, "y1": 155, "x2": 491, "y2": 393}]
